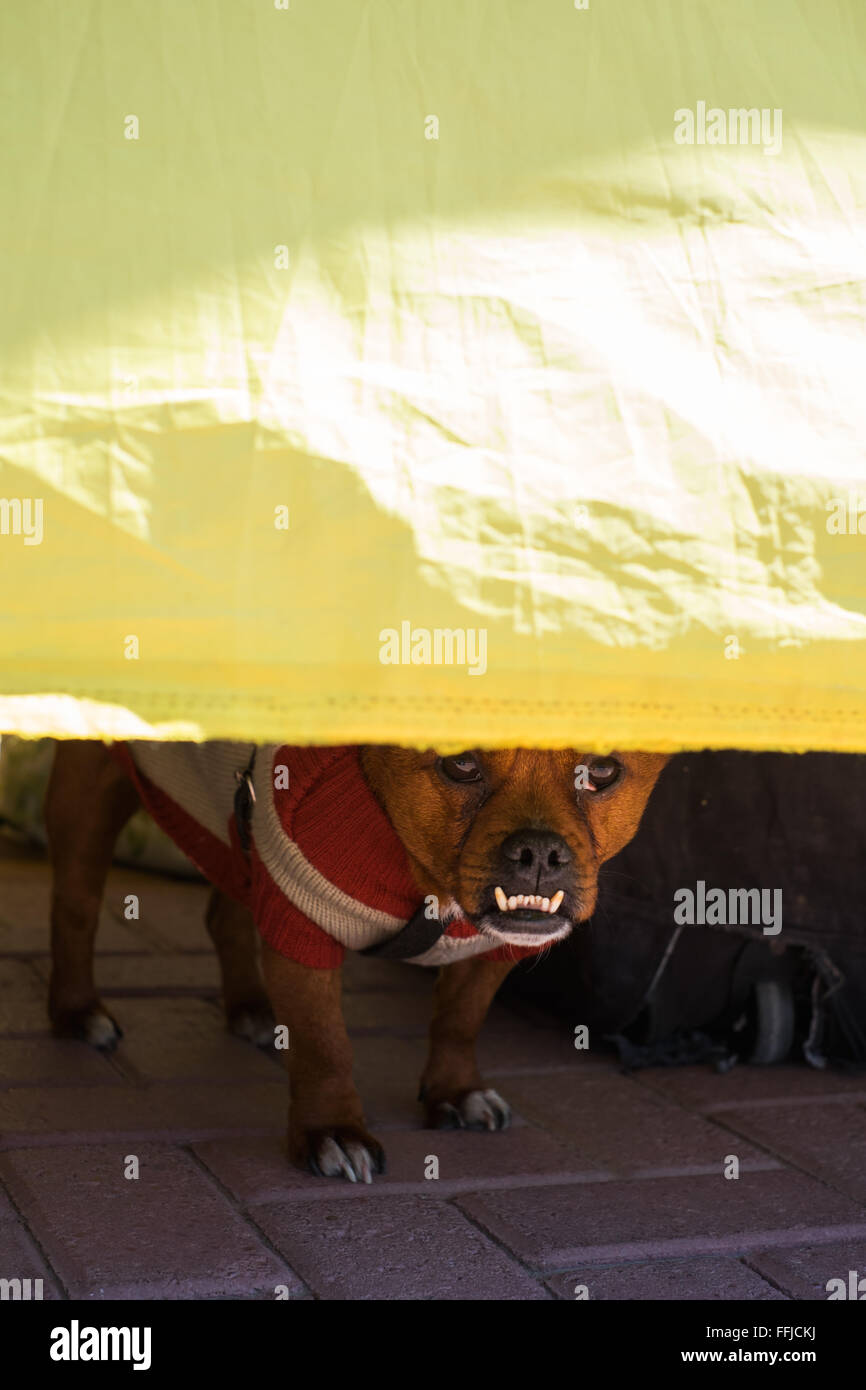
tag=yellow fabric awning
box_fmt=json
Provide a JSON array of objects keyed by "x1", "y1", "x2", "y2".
[{"x1": 1, "y1": 1, "x2": 865, "y2": 751}]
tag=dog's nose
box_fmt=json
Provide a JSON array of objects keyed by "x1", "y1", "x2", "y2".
[{"x1": 498, "y1": 829, "x2": 572, "y2": 893}]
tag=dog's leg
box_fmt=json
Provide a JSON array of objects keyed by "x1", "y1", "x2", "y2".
[
  {"x1": 419, "y1": 957, "x2": 515, "y2": 1131},
  {"x1": 204, "y1": 888, "x2": 275, "y2": 1047},
  {"x1": 45, "y1": 740, "x2": 139, "y2": 1050},
  {"x1": 262, "y1": 942, "x2": 385, "y2": 1182}
]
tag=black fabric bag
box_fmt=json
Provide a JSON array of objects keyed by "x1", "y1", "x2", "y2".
[{"x1": 507, "y1": 752, "x2": 866, "y2": 1069}]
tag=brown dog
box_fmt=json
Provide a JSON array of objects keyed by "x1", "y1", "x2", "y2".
[{"x1": 45, "y1": 741, "x2": 667, "y2": 1182}]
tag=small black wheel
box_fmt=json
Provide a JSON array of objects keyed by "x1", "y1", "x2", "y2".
[{"x1": 745, "y1": 978, "x2": 795, "y2": 1065}]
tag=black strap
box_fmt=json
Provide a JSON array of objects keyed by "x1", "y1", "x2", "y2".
[
  {"x1": 233, "y1": 746, "x2": 257, "y2": 855},
  {"x1": 359, "y1": 901, "x2": 446, "y2": 960}
]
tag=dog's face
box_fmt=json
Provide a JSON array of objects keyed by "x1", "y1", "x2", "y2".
[{"x1": 361, "y1": 748, "x2": 668, "y2": 947}]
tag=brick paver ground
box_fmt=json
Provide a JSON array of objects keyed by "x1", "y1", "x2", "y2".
[{"x1": 1, "y1": 832, "x2": 864, "y2": 1300}]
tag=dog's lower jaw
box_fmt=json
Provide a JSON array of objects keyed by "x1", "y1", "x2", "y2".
[
  {"x1": 465, "y1": 879, "x2": 596, "y2": 949},
  {"x1": 475, "y1": 913, "x2": 573, "y2": 950}
]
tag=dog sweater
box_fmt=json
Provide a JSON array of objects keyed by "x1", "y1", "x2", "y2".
[{"x1": 113, "y1": 742, "x2": 545, "y2": 969}]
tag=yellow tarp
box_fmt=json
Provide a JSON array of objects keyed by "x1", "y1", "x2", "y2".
[{"x1": 1, "y1": 1, "x2": 865, "y2": 752}]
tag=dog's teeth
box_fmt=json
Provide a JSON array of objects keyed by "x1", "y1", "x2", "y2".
[{"x1": 493, "y1": 888, "x2": 564, "y2": 915}]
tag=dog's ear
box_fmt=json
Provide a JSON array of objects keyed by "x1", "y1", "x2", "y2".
[
  {"x1": 589, "y1": 750, "x2": 670, "y2": 865},
  {"x1": 625, "y1": 750, "x2": 671, "y2": 796},
  {"x1": 625, "y1": 751, "x2": 670, "y2": 781}
]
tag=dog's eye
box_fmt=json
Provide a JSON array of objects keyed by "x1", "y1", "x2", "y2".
[
  {"x1": 439, "y1": 753, "x2": 482, "y2": 784},
  {"x1": 588, "y1": 758, "x2": 622, "y2": 791}
]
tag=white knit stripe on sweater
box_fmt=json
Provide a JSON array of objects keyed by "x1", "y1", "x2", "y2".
[
  {"x1": 251, "y1": 745, "x2": 408, "y2": 951},
  {"x1": 127, "y1": 740, "x2": 248, "y2": 845},
  {"x1": 404, "y1": 933, "x2": 498, "y2": 966}
]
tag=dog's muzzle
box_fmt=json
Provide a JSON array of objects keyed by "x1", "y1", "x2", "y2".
[{"x1": 474, "y1": 828, "x2": 579, "y2": 945}]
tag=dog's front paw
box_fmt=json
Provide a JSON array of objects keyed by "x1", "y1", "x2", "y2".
[
  {"x1": 293, "y1": 1126, "x2": 387, "y2": 1184},
  {"x1": 427, "y1": 1088, "x2": 512, "y2": 1132},
  {"x1": 226, "y1": 1000, "x2": 276, "y2": 1049},
  {"x1": 50, "y1": 1002, "x2": 123, "y2": 1052}
]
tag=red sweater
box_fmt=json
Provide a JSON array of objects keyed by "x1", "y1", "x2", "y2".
[{"x1": 113, "y1": 742, "x2": 544, "y2": 970}]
